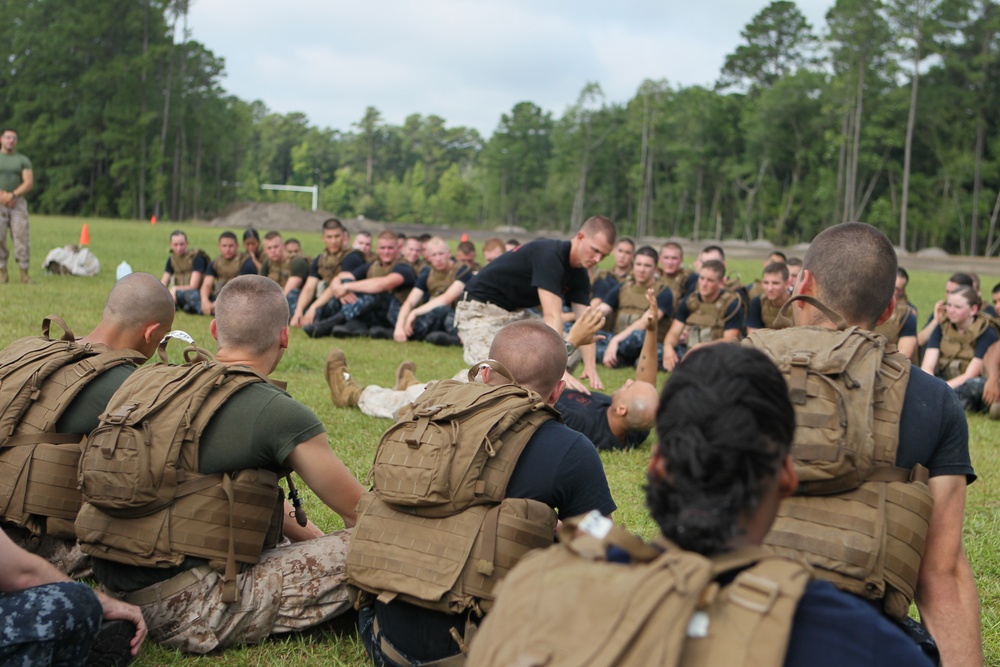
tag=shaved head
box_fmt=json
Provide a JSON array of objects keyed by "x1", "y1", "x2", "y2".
[
  {"x1": 613, "y1": 380, "x2": 659, "y2": 432},
  {"x1": 215, "y1": 275, "x2": 289, "y2": 355},
  {"x1": 488, "y1": 320, "x2": 567, "y2": 398},
  {"x1": 103, "y1": 272, "x2": 174, "y2": 332}
]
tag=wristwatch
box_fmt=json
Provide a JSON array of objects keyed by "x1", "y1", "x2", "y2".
[{"x1": 565, "y1": 340, "x2": 575, "y2": 356}]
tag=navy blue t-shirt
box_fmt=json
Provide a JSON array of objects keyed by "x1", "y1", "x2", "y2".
[{"x1": 556, "y1": 390, "x2": 648, "y2": 450}]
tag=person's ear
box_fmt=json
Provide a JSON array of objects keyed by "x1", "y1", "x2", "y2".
[
  {"x1": 547, "y1": 378, "x2": 566, "y2": 404},
  {"x1": 875, "y1": 295, "x2": 897, "y2": 327},
  {"x1": 647, "y1": 450, "x2": 667, "y2": 479},
  {"x1": 279, "y1": 327, "x2": 289, "y2": 350},
  {"x1": 210, "y1": 320, "x2": 219, "y2": 341},
  {"x1": 143, "y1": 322, "x2": 162, "y2": 345},
  {"x1": 793, "y1": 269, "x2": 814, "y2": 303},
  {"x1": 777, "y1": 454, "x2": 798, "y2": 499},
  {"x1": 480, "y1": 366, "x2": 491, "y2": 384}
]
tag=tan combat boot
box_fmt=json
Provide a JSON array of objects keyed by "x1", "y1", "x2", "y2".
[
  {"x1": 393, "y1": 360, "x2": 420, "y2": 390},
  {"x1": 325, "y1": 349, "x2": 363, "y2": 408},
  {"x1": 19, "y1": 268, "x2": 30, "y2": 284},
  {"x1": 0, "y1": 267, "x2": 7, "y2": 283}
]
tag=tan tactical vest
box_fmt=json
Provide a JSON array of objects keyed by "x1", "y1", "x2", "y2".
[
  {"x1": 660, "y1": 269, "x2": 688, "y2": 308},
  {"x1": 684, "y1": 290, "x2": 741, "y2": 345},
  {"x1": 426, "y1": 263, "x2": 462, "y2": 298},
  {"x1": 874, "y1": 299, "x2": 915, "y2": 345},
  {"x1": 744, "y1": 299, "x2": 933, "y2": 620},
  {"x1": 936, "y1": 316, "x2": 991, "y2": 380},
  {"x1": 263, "y1": 257, "x2": 293, "y2": 287},
  {"x1": 209, "y1": 254, "x2": 243, "y2": 298},
  {"x1": 615, "y1": 278, "x2": 670, "y2": 339},
  {"x1": 75, "y1": 351, "x2": 285, "y2": 603},
  {"x1": 169, "y1": 248, "x2": 208, "y2": 288},
  {"x1": 760, "y1": 296, "x2": 789, "y2": 330},
  {"x1": 0, "y1": 316, "x2": 144, "y2": 541},
  {"x1": 367, "y1": 260, "x2": 413, "y2": 303},
  {"x1": 347, "y1": 361, "x2": 559, "y2": 623},
  {"x1": 316, "y1": 248, "x2": 352, "y2": 284},
  {"x1": 467, "y1": 519, "x2": 810, "y2": 667}
]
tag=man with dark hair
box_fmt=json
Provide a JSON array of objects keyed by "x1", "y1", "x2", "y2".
[
  {"x1": 746, "y1": 261, "x2": 791, "y2": 334},
  {"x1": 306, "y1": 230, "x2": 418, "y2": 338},
  {"x1": 455, "y1": 239, "x2": 480, "y2": 273},
  {"x1": 505, "y1": 238, "x2": 520, "y2": 252},
  {"x1": 82, "y1": 275, "x2": 364, "y2": 654},
  {"x1": 873, "y1": 265, "x2": 918, "y2": 359},
  {"x1": 161, "y1": 230, "x2": 209, "y2": 312},
  {"x1": 596, "y1": 245, "x2": 673, "y2": 369},
  {"x1": 662, "y1": 259, "x2": 743, "y2": 371},
  {"x1": 750, "y1": 222, "x2": 981, "y2": 666},
  {"x1": 260, "y1": 230, "x2": 309, "y2": 314},
  {"x1": 748, "y1": 251, "x2": 790, "y2": 300},
  {"x1": 470, "y1": 344, "x2": 931, "y2": 667},
  {"x1": 290, "y1": 218, "x2": 367, "y2": 328},
  {"x1": 351, "y1": 318, "x2": 616, "y2": 667},
  {"x1": 455, "y1": 216, "x2": 617, "y2": 393},
  {"x1": 198, "y1": 231, "x2": 254, "y2": 316},
  {"x1": 0, "y1": 128, "x2": 33, "y2": 284}
]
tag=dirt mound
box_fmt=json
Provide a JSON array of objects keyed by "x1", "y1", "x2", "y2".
[{"x1": 207, "y1": 202, "x2": 338, "y2": 233}]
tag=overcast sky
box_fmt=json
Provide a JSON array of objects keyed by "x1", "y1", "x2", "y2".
[{"x1": 187, "y1": 0, "x2": 835, "y2": 137}]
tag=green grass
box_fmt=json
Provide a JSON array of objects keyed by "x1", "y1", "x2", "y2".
[{"x1": 3, "y1": 215, "x2": 999, "y2": 665}]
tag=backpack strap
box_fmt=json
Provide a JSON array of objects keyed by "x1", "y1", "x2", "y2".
[
  {"x1": 466, "y1": 359, "x2": 518, "y2": 385},
  {"x1": 776, "y1": 295, "x2": 849, "y2": 330},
  {"x1": 155, "y1": 331, "x2": 197, "y2": 363}
]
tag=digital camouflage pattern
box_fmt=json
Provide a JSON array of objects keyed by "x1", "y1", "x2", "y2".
[{"x1": 0, "y1": 581, "x2": 101, "y2": 666}]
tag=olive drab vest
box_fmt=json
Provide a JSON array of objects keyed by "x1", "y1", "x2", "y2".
[
  {"x1": 75, "y1": 348, "x2": 288, "y2": 603},
  {"x1": 263, "y1": 257, "x2": 294, "y2": 287},
  {"x1": 936, "y1": 316, "x2": 991, "y2": 380},
  {"x1": 0, "y1": 317, "x2": 145, "y2": 541},
  {"x1": 208, "y1": 254, "x2": 243, "y2": 298},
  {"x1": 743, "y1": 296, "x2": 933, "y2": 620},
  {"x1": 614, "y1": 278, "x2": 671, "y2": 339},
  {"x1": 347, "y1": 361, "x2": 559, "y2": 630},
  {"x1": 315, "y1": 248, "x2": 354, "y2": 285},
  {"x1": 683, "y1": 290, "x2": 741, "y2": 345},
  {"x1": 425, "y1": 263, "x2": 462, "y2": 298},
  {"x1": 467, "y1": 517, "x2": 810, "y2": 667},
  {"x1": 874, "y1": 299, "x2": 915, "y2": 345},
  {"x1": 169, "y1": 248, "x2": 209, "y2": 288},
  {"x1": 367, "y1": 260, "x2": 413, "y2": 303},
  {"x1": 760, "y1": 296, "x2": 789, "y2": 330},
  {"x1": 660, "y1": 269, "x2": 688, "y2": 308}
]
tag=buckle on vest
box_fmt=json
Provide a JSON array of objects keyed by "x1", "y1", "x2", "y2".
[{"x1": 104, "y1": 403, "x2": 139, "y2": 425}]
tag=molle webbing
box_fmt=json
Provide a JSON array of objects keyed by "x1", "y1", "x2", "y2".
[
  {"x1": 874, "y1": 300, "x2": 914, "y2": 344},
  {"x1": 265, "y1": 259, "x2": 292, "y2": 287},
  {"x1": 937, "y1": 316, "x2": 990, "y2": 380},
  {"x1": 426, "y1": 264, "x2": 461, "y2": 298},
  {"x1": 76, "y1": 356, "x2": 283, "y2": 602},
  {"x1": 170, "y1": 248, "x2": 207, "y2": 287},
  {"x1": 0, "y1": 317, "x2": 143, "y2": 536},
  {"x1": 466, "y1": 529, "x2": 810, "y2": 667},
  {"x1": 760, "y1": 297, "x2": 785, "y2": 330},
  {"x1": 210, "y1": 254, "x2": 244, "y2": 295},
  {"x1": 660, "y1": 269, "x2": 687, "y2": 307},
  {"x1": 684, "y1": 290, "x2": 739, "y2": 344},
  {"x1": 745, "y1": 324, "x2": 932, "y2": 619},
  {"x1": 347, "y1": 374, "x2": 559, "y2": 616},
  {"x1": 316, "y1": 248, "x2": 350, "y2": 283},
  {"x1": 614, "y1": 279, "x2": 669, "y2": 338}
]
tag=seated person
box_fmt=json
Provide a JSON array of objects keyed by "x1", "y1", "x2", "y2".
[
  {"x1": 596, "y1": 245, "x2": 673, "y2": 368},
  {"x1": 916, "y1": 272, "x2": 975, "y2": 347},
  {"x1": 199, "y1": 231, "x2": 256, "y2": 316},
  {"x1": 590, "y1": 237, "x2": 635, "y2": 305},
  {"x1": 482, "y1": 237, "x2": 506, "y2": 265},
  {"x1": 391, "y1": 237, "x2": 471, "y2": 345},
  {"x1": 746, "y1": 250, "x2": 787, "y2": 300},
  {"x1": 921, "y1": 285, "x2": 999, "y2": 412},
  {"x1": 746, "y1": 261, "x2": 791, "y2": 334},
  {"x1": 455, "y1": 240, "x2": 481, "y2": 273},
  {"x1": 160, "y1": 230, "x2": 208, "y2": 314},
  {"x1": 873, "y1": 266, "x2": 918, "y2": 360},
  {"x1": 290, "y1": 218, "x2": 367, "y2": 328},
  {"x1": 662, "y1": 259, "x2": 744, "y2": 372},
  {"x1": 240, "y1": 227, "x2": 264, "y2": 273},
  {"x1": 657, "y1": 241, "x2": 689, "y2": 305},
  {"x1": 259, "y1": 230, "x2": 309, "y2": 314},
  {"x1": 468, "y1": 344, "x2": 933, "y2": 667}
]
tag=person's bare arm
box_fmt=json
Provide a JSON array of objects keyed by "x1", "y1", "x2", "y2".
[
  {"x1": 283, "y1": 275, "x2": 304, "y2": 296},
  {"x1": 291, "y1": 276, "x2": 321, "y2": 326},
  {"x1": 946, "y1": 358, "x2": 983, "y2": 390},
  {"x1": 2, "y1": 168, "x2": 33, "y2": 207},
  {"x1": 539, "y1": 288, "x2": 591, "y2": 394},
  {"x1": 281, "y1": 499, "x2": 324, "y2": 541},
  {"x1": 160, "y1": 271, "x2": 171, "y2": 287},
  {"x1": 897, "y1": 335, "x2": 918, "y2": 361},
  {"x1": 345, "y1": 273, "x2": 404, "y2": 295},
  {"x1": 566, "y1": 306, "x2": 606, "y2": 348},
  {"x1": 981, "y1": 341, "x2": 1000, "y2": 406},
  {"x1": 199, "y1": 275, "x2": 216, "y2": 316},
  {"x1": 662, "y1": 319, "x2": 685, "y2": 371},
  {"x1": 917, "y1": 301, "x2": 946, "y2": 347},
  {"x1": 394, "y1": 287, "x2": 426, "y2": 342},
  {"x1": 921, "y1": 349, "x2": 940, "y2": 376},
  {"x1": 915, "y1": 475, "x2": 983, "y2": 667},
  {"x1": 284, "y1": 434, "x2": 364, "y2": 528},
  {"x1": 0, "y1": 530, "x2": 148, "y2": 655},
  {"x1": 636, "y1": 289, "x2": 659, "y2": 385},
  {"x1": 572, "y1": 301, "x2": 603, "y2": 391},
  {"x1": 415, "y1": 280, "x2": 466, "y2": 317}
]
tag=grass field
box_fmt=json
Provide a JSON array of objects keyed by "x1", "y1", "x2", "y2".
[{"x1": 3, "y1": 215, "x2": 999, "y2": 666}]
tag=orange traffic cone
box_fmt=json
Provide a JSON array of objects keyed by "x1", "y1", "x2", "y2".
[
  {"x1": 151, "y1": 215, "x2": 157, "y2": 225},
  {"x1": 79, "y1": 223, "x2": 90, "y2": 246},
  {"x1": 461, "y1": 233, "x2": 468, "y2": 242}
]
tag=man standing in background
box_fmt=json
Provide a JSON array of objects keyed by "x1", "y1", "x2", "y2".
[{"x1": 0, "y1": 128, "x2": 34, "y2": 284}]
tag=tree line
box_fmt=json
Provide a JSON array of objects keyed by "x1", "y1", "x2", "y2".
[{"x1": 1, "y1": 0, "x2": 999, "y2": 254}]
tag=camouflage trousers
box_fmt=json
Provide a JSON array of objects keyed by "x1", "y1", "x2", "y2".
[
  {"x1": 359, "y1": 383, "x2": 430, "y2": 420},
  {"x1": 0, "y1": 197, "x2": 29, "y2": 270},
  {"x1": 454, "y1": 298, "x2": 531, "y2": 366},
  {"x1": 0, "y1": 581, "x2": 102, "y2": 666},
  {"x1": 5, "y1": 525, "x2": 92, "y2": 579},
  {"x1": 125, "y1": 529, "x2": 354, "y2": 654}
]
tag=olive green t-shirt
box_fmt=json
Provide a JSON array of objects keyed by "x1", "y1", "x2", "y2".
[
  {"x1": 0, "y1": 152, "x2": 31, "y2": 192},
  {"x1": 55, "y1": 365, "x2": 135, "y2": 434}
]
